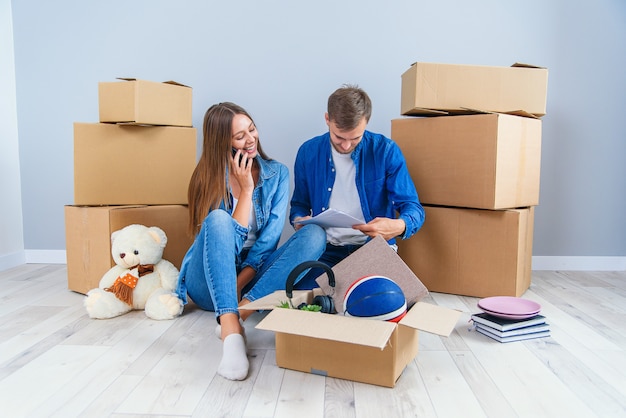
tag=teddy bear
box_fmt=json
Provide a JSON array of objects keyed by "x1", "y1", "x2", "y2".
[{"x1": 84, "y1": 224, "x2": 184, "y2": 320}]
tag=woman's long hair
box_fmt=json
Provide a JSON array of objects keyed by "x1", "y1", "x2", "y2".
[{"x1": 187, "y1": 102, "x2": 269, "y2": 236}]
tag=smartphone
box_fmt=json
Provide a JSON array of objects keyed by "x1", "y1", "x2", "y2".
[{"x1": 231, "y1": 148, "x2": 244, "y2": 164}]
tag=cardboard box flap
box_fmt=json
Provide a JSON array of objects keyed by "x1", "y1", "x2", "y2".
[
  {"x1": 163, "y1": 80, "x2": 191, "y2": 88},
  {"x1": 408, "y1": 61, "x2": 545, "y2": 70},
  {"x1": 459, "y1": 107, "x2": 539, "y2": 119},
  {"x1": 406, "y1": 107, "x2": 539, "y2": 119},
  {"x1": 256, "y1": 307, "x2": 397, "y2": 349},
  {"x1": 406, "y1": 107, "x2": 449, "y2": 116},
  {"x1": 316, "y1": 236, "x2": 429, "y2": 313},
  {"x1": 511, "y1": 62, "x2": 546, "y2": 69},
  {"x1": 400, "y1": 302, "x2": 461, "y2": 337},
  {"x1": 72, "y1": 204, "x2": 146, "y2": 210},
  {"x1": 114, "y1": 77, "x2": 191, "y2": 88},
  {"x1": 503, "y1": 110, "x2": 538, "y2": 119}
]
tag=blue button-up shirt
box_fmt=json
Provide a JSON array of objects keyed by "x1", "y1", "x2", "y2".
[{"x1": 289, "y1": 130, "x2": 425, "y2": 245}]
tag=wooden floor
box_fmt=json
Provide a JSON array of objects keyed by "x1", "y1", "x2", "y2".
[{"x1": 0, "y1": 265, "x2": 625, "y2": 418}]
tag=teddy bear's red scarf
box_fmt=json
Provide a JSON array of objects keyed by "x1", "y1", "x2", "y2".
[{"x1": 105, "y1": 264, "x2": 154, "y2": 306}]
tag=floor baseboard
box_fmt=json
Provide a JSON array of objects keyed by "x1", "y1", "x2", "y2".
[
  {"x1": 2, "y1": 251, "x2": 625, "y2": 272},
  {"x1": 24, "y1": 250, "x2": 67, "y2": 264},
  {"x1": 0, "y1": 251, "x2": 26, "y2": 271},
  {"x1": 532, "y1": 256, "x2": 626, "y2": 271}
]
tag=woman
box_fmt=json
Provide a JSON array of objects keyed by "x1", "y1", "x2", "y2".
[{"x1": 176, "y1": 102, "x2": 325, "y2": 381}]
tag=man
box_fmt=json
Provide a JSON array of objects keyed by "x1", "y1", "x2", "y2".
[{"x1": 290, "y1": 84, "x2": 425, "y2": 289}]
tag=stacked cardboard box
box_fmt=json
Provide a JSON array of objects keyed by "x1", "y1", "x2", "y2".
[
  {"x1": 65, "y1": 79, "x2": 197, "y2": 294},
  {"x1": 393, "y1": 62, "x2": 548, "y2": 298}
]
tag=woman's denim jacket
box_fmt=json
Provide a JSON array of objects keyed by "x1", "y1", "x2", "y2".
[{"x1": 176, "y1": 155, "x2": 289, "y2": 304}]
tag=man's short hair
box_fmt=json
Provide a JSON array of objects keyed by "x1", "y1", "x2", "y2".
[{"x1": 327, "y1": 84, "x2": 372, "y2": 130}]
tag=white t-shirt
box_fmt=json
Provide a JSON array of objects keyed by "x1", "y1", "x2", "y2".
[{"x1": 326, "y1": 146, "x2": 367, "y2": 246}]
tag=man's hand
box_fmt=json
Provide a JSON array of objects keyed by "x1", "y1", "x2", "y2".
[
  {"x1": 353, "y1": 217, "x2": 405, "y2": 241},
  {"x1": 293, "y1": 216, "x2": 312, "y2": 231}
]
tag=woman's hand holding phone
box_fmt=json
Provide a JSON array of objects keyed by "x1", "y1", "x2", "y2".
[
  {"x1": 230, "y1": 148, "x2": 254, "y2": 192},
  {"x1": 232, "y1": 147, "x2": 244, "y2": 165}
]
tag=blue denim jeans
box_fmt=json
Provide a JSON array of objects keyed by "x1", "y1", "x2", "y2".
[
  {"x1": 181, "y1": 210, "x2": 326, "y2": 319},
  {"x1": 294, "y1": 241, "x2": 400, "y2": 289},
  {"x1": 294, "y1": 242, "x2": 365, "y2": 289}
]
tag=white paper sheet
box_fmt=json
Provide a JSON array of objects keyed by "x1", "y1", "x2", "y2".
[{"x1": 295, "y1": 208, "x2": 365, "y2": 229}]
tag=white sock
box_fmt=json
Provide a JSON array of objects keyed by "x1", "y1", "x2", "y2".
[{"x1": 217, "y1": 333, "x2": 249, "y2": 381}]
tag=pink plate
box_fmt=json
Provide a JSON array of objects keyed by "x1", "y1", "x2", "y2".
[
  {"x1": 478, "y1": 303, "x2": 540, "y2": 316},
  {"x1": 479, "y1": 307, "x2": 540, "y2": 320},
  {"x1": 478, "y1": 296, "x2": 541, "y2": 316}
]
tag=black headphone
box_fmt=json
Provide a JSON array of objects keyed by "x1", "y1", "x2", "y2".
[{"x1": 285, "y1": 260, "x2": 336, "y2": 314}]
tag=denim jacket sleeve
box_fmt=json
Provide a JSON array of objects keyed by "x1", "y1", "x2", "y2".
[
  {"x1": 385, "y1": 141, "x2": 425, "y2": 240},
  {"x1": 353, "y1": 132, "x2": 424, "y2": 243},
  {"x1": 290, "y1": 135, "x2": 332, "y2": 224},
  {"x1": 290, "y1": 140, "x2": 313, "y2": 224},
  {"x1": 290, "y1": 132, "x2": 424, "y2": 243},
  {"x1": 240, "y1": 160, "x2": 290, "y2": 272}
]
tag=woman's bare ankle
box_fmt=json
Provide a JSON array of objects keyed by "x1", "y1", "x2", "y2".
[
  {"x1": 239, "y1": 298, "x2": 252, "y2": 321},
  {"x1": 219, "y1": 313, "x2": 243, "y2": 339}
]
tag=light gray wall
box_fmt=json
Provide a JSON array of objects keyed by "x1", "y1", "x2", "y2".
[
  {"x1": 1, "y1": 0, "x2": 25, "y2": 270},
  {"x1": 8, "y1": 0, "x2": 626, "y2": 261}
]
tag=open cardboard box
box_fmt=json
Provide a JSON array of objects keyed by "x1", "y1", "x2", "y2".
[
  {"x1": 400, "y1": 62, "x2": 548, "y2": 117},
  {"x1": 98, "y1": 78, "x2": 193, "y2": 127},
  {"x1": 241, "y1": 236, "x2": 462, "y2": 387}
]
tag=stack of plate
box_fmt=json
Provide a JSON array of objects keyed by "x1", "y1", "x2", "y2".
[{"x1": 477, "y1": 296, "x2": 541, "y2": 320}]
